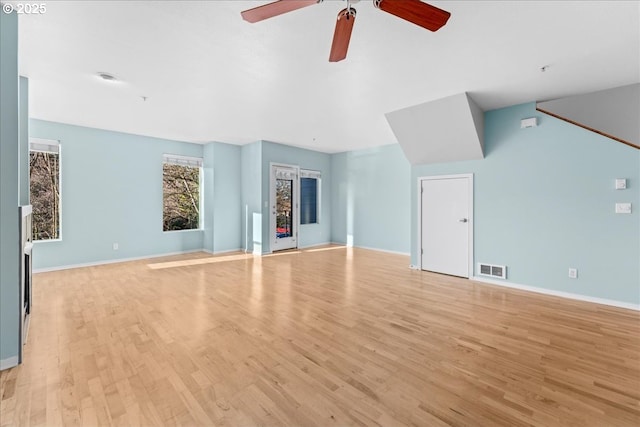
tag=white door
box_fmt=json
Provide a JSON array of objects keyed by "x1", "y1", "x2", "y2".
[
  {"x1": 271, "y1": 165, "x2": 299, "y2": 251},
  {"x1": 420, "y1": 175, "x2": 471, "y2": 278}
]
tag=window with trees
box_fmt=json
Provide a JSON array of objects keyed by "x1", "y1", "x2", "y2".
[
  {"x1": 162, "y1": 154, "x2": 202, "y2": 231},
  {"x1": 30, "y1": 139, "x2": 61, "y2": 241},
  {"x1": 300, "y1": 169, "x2": 321, "y2": 225}
]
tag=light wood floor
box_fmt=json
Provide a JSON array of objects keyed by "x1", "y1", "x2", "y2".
[{"x1": 1, "y1": 246, "x2": 639, "y2": 427}]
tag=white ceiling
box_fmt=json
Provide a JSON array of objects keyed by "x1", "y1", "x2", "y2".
[{"x1": 16, "y1": 0, "x2": 640, "y2": 153}]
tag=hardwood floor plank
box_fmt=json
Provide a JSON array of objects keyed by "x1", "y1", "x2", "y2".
[{"x1": 1, "y1": 246, "x2": 638, "y2": 426}]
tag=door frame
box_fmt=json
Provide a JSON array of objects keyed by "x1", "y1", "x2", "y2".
[
  {"x1": 270, "y1": 162, "x2": 300, "y2": 253},
  {"x1": 417, "y1": 173, "x2": 474, "y2": 277}
]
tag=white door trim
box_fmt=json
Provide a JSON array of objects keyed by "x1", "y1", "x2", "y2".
[
  {"x1": 417, "y1": 173, "x2": 474, "y2": 277},
  {"x1": 270, "y1": 162, "x2": 300, "y2": 253}
]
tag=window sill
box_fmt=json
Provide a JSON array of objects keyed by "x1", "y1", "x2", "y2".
[
  {"x1": 33, "y1": 238, "x2": 62, "y2": 244},
  {"x1": 162, "y1": 229, "x2": 203, "y2": 234}
]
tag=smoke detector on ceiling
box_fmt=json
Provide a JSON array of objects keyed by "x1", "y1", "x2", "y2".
[{"x1": 96, "y1": 72, "x2": 118, "y2": 82}]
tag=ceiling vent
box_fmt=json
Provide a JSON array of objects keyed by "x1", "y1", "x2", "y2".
[{"x1": 478, "y1": 263, "x2": 507, "y2": 279}]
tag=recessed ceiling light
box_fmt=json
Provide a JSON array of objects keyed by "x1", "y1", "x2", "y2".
[{"x1": 96, "y1": 72, "x2": 118, "y2": 82}]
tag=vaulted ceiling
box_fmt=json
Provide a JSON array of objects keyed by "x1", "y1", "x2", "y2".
[{"x1": 16, "y1": 1, "x2": 640, "y2": 152}]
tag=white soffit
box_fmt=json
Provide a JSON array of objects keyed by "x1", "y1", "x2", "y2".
[
  {"x1": 536, "y1": 83, "x2": 640, "y2": 149},
  {"x1": 385, "y1": 93, "x2": 484, "y2": 166}
]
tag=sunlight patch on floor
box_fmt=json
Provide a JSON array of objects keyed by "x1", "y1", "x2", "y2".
[
  {"x1": 147, "y1": 253, "x2": 253, "y2": 269},
  {"x1": 147, "y1": 245, "x2": 347, "y2": 269}
]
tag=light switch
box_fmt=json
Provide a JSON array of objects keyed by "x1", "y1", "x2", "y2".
[
  {"x1": 615, "y1": 203, "x2": 632, "y2": 214},
  {"x1": 615, "y1": 179, "x2": 627, "y2": 190}
]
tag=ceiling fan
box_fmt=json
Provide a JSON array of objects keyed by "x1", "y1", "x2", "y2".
[{"x1": 241, "y1": 0, "x2": 451, "y2": 62}]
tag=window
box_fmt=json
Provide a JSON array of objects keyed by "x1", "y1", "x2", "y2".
[
  {"x1": 162, "y1": 154, "x2": 202, "y2": 231},
  {"x1": 276, "y1": 177, "x2": 294, "y2": 238},
  {"x1": 30, "y1": 139, "x2": 61, "y2": 241},
  {"x1": 300, "y1": 169, "x2": 320, "y2": 225}
]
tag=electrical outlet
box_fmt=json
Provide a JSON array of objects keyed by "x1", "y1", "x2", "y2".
[
  {"x1": 113, "y1": 243, "x2": 119, "y2": 250},
  {"x1": 568, "y1": 268, "x2": 578, "y2": 279},
  {"x1": 615, "y1": 203, "x2": 632, "y2": 214}
]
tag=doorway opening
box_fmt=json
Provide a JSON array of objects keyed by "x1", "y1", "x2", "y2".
[{"x1": 270, "y1": 164, "x2": 299, "y2": 252}]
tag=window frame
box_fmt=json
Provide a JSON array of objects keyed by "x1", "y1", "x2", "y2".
[
  {"x1": 299, "y1": 169, "x2": 321, "y2": 225},
  {"x1": 29, "y1": 138, "x2": 62, "y2": 243},
  {"x1": 162, "y1": 154, "x2": 203, "y2": 233}
]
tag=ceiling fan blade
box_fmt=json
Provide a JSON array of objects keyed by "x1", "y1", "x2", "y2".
[
  {"x1": 329, "y1": 8, "x2": 356, "y2": 63},
  {"x1": 241, "y1": 0, "x2": 320, "y2": 23},
  {"x1": 375, "y1": 0, "x2": 450, "y2": 31}
]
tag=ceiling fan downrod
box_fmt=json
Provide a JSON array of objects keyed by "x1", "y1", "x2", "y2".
[{"x1": 345, "y1": 0, "x2": 356, "y2": 19}]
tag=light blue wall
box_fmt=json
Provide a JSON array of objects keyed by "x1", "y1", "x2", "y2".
[
  {"x1": 241, "y1": 141, "x2": 262, "y2": 253},
  {"x1": 411, "y1": 102, "x2": 640, "y2": 305},
  {"x1": 30, "y1": 120, "x2": 205, "y2": 270},
  {"x1": 331, "y1": 144, "x2": 411, "y2": 255},
  {"x1": 260, "y1": 141, "x2": 332, "y2": 252},
  {"x1": 0, "y1": 9, "x2": 20, "y2": 364},
  {"x1": 203, "y1": 143, "x2": 215, "y2": 252},
  {"x1": 211, "y1": 142, "x2": 242, "y2": 252},
  {"x1": 19, "y1": 76, "x2": 29, "y2": 205},
  {"x1": 330, "y1": 152, "x2": 348, "y2": 245}
]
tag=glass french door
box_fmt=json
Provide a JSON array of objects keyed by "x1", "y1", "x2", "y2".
[{"x1": 271, "y1": 165, "x2": 298, "y2": 251}]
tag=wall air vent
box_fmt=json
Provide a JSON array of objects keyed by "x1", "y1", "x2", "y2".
[{"x1": 478, "y1": 263, "x2": 507, "y2": 279}]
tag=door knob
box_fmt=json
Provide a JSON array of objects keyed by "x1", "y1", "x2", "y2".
[{"x1": 459, "y1": 218, "x2": 468, "y2": 223}]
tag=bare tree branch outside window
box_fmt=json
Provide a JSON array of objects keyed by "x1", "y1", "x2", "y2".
[
  {"x1": 163, "y1": 164, "x2": 200, "y2": 231},
  {"x1": 30, "y1": 151, "x2": 60, "y2": 240}
]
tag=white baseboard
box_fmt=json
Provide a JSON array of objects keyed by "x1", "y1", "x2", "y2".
[
  {"x1": 0, "y1": 356, "x2": 18, "y2": 371},
  {"x1": 328, "y1": 242, "x2": 410, "y2": 257},
  {"x1": 33, "y1": 249, "x2": 205, "y2": 274},
  {"x1": 298, "y1": 242, "x2": 333, "y2": 250},
  {"x1": 201, "y1": 248, "x2": 243, "y2": 255},
  {"x1": 472, "y1": 276, "x2": 640, "y2": 311},
  {"x1": 351, "y1": 245, "x2": 410, "y2": 257}
]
